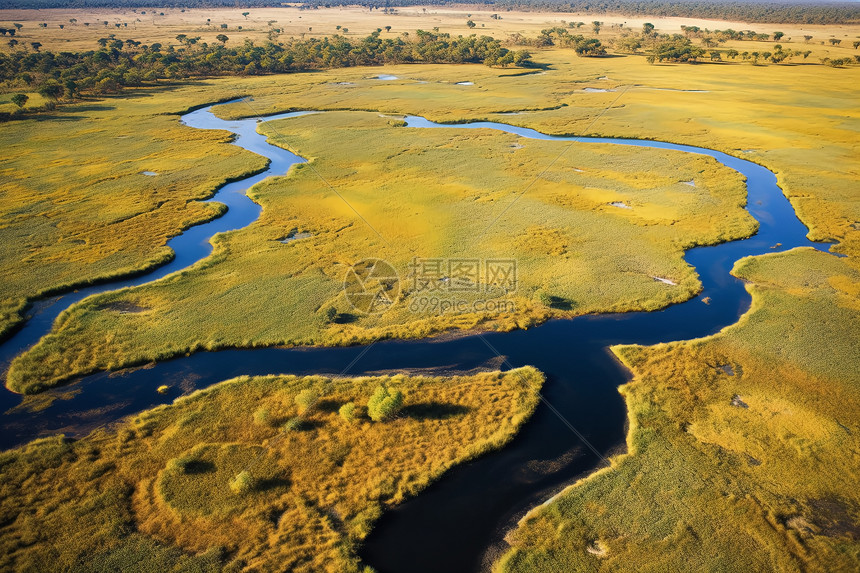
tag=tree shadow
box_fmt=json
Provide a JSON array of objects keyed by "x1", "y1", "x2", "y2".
[
  {"x1": 333, "y1": 312, "x2": 358, "y2": 324},
  {"x1": 401, "y1": 402, "x2": 471, "y2": 420},
  {"x1": 547, "y1": 295, "x2": 576, "y2": 311},
  {"x1": 257, "y1": 476, "x2": 291, "y2": 492},
  {"x1": 182, "y1": 460, "x2": 215, "y2": 474},
  {"x1": 316, "y1": 399, "x2": 343, "y2": 414}
]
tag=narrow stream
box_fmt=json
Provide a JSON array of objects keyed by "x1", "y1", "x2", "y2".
[{"x1": 0, "y1": 102, "x2": 836, "y2": 572}]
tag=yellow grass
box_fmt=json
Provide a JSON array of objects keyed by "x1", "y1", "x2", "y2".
[
  {"x1": 0, "y1": 367, "x2": 544, "y2": 572},
  {"x1": 4, "y1": 39, "x2": 858, "y2": 393}
]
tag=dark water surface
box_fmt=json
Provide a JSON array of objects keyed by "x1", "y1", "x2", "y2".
[{"x1": 0, "y1": 103, "x2": 836, "y2": 573}]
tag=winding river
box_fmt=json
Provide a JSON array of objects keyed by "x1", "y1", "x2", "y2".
[{"x1": 0, "y1": 101, "x2": 836, "y2": 572}]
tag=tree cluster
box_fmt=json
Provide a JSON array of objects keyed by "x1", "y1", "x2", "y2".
[
  {"x1": 646, "y1": 36, "x2": 706, "y2": 63},
  {"x1": 0, "y1": 30, "x2": 531, "y2": 105},
  {"x1": 367, "y1": 385, "x2": 404, "y2": 422},
  {"x1": 509, "y1": 27, "x2": 606, "y2": 56}
]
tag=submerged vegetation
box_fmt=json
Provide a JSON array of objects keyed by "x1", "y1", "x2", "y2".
[
  {"x1": 499, "y1": 249, "x2": 860, "y2": 571},
  {"x1": 0, "y1": 368, "x2": 544, "y2": 571}
]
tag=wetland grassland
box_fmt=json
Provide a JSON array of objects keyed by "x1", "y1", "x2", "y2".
[
  {"x1": 499, "y1": 248, "x2": 860, "y2": 571},
  {"x1": 0, "y1": 89, "x2": 268, "y2": 341},
  {"x1": 0, "y1": 8, "x2": 858, "y2": 573},
  {"x1": 6, "y1": 103, "x2": 755, "y2": 394},
  {"x1": 0, "y1": 367, "x2": 543, "y2": 572}
]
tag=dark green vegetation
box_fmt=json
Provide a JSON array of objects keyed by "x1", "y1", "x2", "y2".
[
  {"x1": 0, "y1": 30, "x2": 530, "y2": 117},
  {"x1": 0, "y1": 368, "x2": 544, "y2": 572},
  {"x1": 509, "y1": 27, "x2": 606, "y2": 55}
]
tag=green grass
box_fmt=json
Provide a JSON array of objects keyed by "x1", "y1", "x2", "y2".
[
  {"x1": 5, "y1": 107, "x2": 754, "y2": 393},
  {"x1": 0, "y1": 367, "x2": 544, "y2": 572},
  {"x1": 497, "y1": 248, "x2": 860, "y2": 572}
]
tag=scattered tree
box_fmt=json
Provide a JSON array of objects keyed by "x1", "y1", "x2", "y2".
[
  {"x1": 11, "y1": 93, "x2": 28, "y2": 108},
  {"x1": 323, "y1": 306, "x2": 337, "y2": 323},
  {"x1": 466, "y1": 20, "x2": 476, "y2": 29},
  {"x1": 536, "y1": 291, "x2": 553, "y2": 307},
  {"x1": 253, "y1": 407, "x2": 271, "y2": 426},
  {"x1": 773, "y1": 31, "x2": 784, "y2": 41},
  {"x1": 216, "y1": 34, "x2": 229, "y2": 44}
]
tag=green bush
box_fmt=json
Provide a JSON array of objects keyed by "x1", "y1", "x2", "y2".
[
  {"x1": 282, "y1": 417, "x2": 303, "y2": 432},
  {"x1": 339, "y1": 402, "x2": 357, "y2": 422},
  {"x1": 535, "y1": 290, "x2": 553, "y2": 307},
  {"x1": 323, "y1": 306, "x2": 338, "y2": 323},
  {"x1": 295, "y1": 388, "x2": 319, "y2": 414},
  {"x1": 229, "y1": 471, "x2": 255, "y2": 495},
  {"x1": 367, "y1": 386, "x2": 404, "y2": 422},
  {"x1": 252, "y1": 407, "x2": 271, "y2": 426}
]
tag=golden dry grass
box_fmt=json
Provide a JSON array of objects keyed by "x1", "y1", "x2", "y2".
[
  {"x1": 0, "y1": 367, "x2": 544, "y2": 572},
  {"x1": 5, "y1": 40, "x2": 858, "y2": 393}
]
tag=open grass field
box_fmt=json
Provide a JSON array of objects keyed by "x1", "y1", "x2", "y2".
[
  {"x1": 5, "y1": 100, "x2": 755, "y2": 393},
  {"x1": 0, "y1": 366, "x2": 544, "y2": 571},
  {"x1": 497, "y1": 248, "x2": 860, "y2": 572}
]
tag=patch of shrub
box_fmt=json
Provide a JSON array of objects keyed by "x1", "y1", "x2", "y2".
[{"x1": 367, "y1": 386, "x2": 404, "y2": 422}]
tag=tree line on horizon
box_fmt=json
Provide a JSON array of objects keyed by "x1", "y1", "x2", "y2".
[
  {"x1": 3, "y1": 0, "x2": 860, "y2": 25},
  {"x1": 0, "y1": 30, "x2": 532, "y2": 117}
]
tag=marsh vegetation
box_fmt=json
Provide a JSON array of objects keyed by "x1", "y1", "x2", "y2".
[
  {"x1": 0, "y1": 368, "x2": 544, "y2": 571},
  {"x1": 500, "y1": 249, "x2": 860, "y2": 572},
  {"x1": 0, "y1": 5, "x2": 858, "y2": 573}
]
